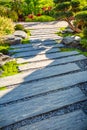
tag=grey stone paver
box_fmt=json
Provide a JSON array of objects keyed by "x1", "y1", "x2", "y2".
[
  {"x1": 0, "y1": 71, "x2": 87, "y2": 104},
  {"x1": 12, "y1": 47, "x2": 60, "y2": 58},
  {"x1": 19, "y1": 54, "x2": 86, "y2": 71},
  {"x1": 17, "y1": 51, "x2": 79, "y2": 64},
  {"x1": 11, "y1": 40, "x2": 64, "y2": 49},
  {"x1": 18, "y1": 110, "x2": 87, "y2": 130},
  {"x1": 30, "y1": 36, "x2": 62, "y2": 41},
  {"x1": 9, "y1": 43, "x2": 63, "y2": 53},
  {"x1": 0, "y1": 87, "x2": 86, "y2": 127},
  {"x1": 0, "y1": 63, "x2": 80, "y2": 88}
]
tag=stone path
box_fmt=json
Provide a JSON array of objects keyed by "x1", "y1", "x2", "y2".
[{"x1": 0, "y1": 21, "x2": 87, "y2": 130}]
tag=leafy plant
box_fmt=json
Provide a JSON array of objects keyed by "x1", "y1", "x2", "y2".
[
  {"x1": 80, "y1": 38, "x2": 87, "y2": 49},
  {"x1": 0, "y1": 61, "x2": 19, "y2": 77},
  {"x1": 15, "y1": 24, "x2": 25, "y2": 30},
  {"x1": 0, "y1": 43, "x2": 10, "y2": 54},
  {"x1": 0, "y1": 16, "x2": 14, "y2": 37}
]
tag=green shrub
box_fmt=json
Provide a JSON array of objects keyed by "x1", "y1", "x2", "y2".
[
  {"x1": 15, "y1": 24, "x2": 24, "y2": 30},
  {"x1": 8, "y1": 11, "x2": 18, "y2": 22},
  {"x1": 80, "y1": 38, "x2": 87, "y2": 49},
  {"x1": 0, "y1": 16, "x2": 14, "y2": 37},
  {"x1": 0, "y1": 61, "x2": 19, "y2": 77},
  {"x1": 82, "y1": 6, "x2": 87, "y2": 11},
  {"x1": 0, "y1": 5, "x2": 7, "y2": 16},
  {"x1": 83, "y1": 28, "x2": 87, "y2": 37},
  {"x1": 0, "y1": 44, "x2": 10, "y2": 54},
  {"x1": 75, "y1": 11, "x2": 87, "y2": 21}
]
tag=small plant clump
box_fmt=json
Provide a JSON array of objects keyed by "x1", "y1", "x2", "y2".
[
  {"x1": 0, "y1": 43, "x2": 10, "y2": 55},
  {"x1": 0, "y1": 61, "x2": 19, "y2": 77}
]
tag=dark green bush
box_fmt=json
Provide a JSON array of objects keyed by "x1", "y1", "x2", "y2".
[
  {"x1": 75, "y1": 11, "x2": 87, "y2": 21},
  {"x1": 0, "y1": 43, "x2": 10, "y2": 55},
  {"x1": 80, "y1": 38, "x2": 87, "y2": 49},
  {"x1": 56, "y1": 2, "x2": 70, "y2": 11},
  {"x1": 83, "y1": 28, "x2": 87, "y2": 37},
  {"x1": 82, "y1": 6, "x2": 87, "y2": 11},
  {"x1": 71, "y1": 0, "x2": 80, "y2": 8}
]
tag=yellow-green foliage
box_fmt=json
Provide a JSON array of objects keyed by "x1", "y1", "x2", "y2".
[{"x1": 0, "y1": 16, "x2": 14, "y2": 37}]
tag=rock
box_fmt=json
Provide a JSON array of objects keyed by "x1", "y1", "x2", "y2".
[
  {"x1": 62, "y1": 36, "x2": 81, "y2": 45},
  {"x1": 65, "y1": 28, "x2": 74, "y2": 33},
  {"x1": 62, "y1": 36, "x2": 74, "y2": 45},
  {"x1": 14, "y1": 30, "x2": 27, "y2": 39},
  {"x1": 74, "y1": 36, "x2": 81, "y2": 41},
  {"x1": 0, "y1": 53, "x2": 14, "y2": 66},
  {"x1": 5, "y1": 35, "x2": 15, "y2": 40},
  {"x1": 62, "y1": 28, "x2": 74, "y2": 34},
  {"x1": 2, "y1": 35, "x2": 22, "y2": 45}
]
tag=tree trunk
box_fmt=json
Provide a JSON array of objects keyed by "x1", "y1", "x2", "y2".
[{"x1": 65, "y1": 18, "x2": 81, "y2": 33}]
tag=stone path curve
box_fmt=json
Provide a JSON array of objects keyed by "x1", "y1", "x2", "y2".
[{"x1": 0, "y1": 21, "x2": 87, "y2": 130}]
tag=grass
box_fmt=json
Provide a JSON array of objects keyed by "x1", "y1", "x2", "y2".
[{"x1": 0, "y1": 61, "x2": 19, "y2": 77}]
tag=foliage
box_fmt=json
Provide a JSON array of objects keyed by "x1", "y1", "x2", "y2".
[
  {"x1": 8, "y1": 10, "x2": 18, "y2": 22},
  {"x1": 15, "y1": 24, "x2": 25, "y2": 30},
  {"x1": 0, "y1": 43, "x2": 10, "y2": 54},
  {"x1": 0, "y1": 86, "x2": 7, "y2": 91},
  {"x1": 25, "y1": 15, "x2": 55, "y2": 22},
  {"x1": 0, "y1": 16, "x2": 14, "y2": 37},
  {"x1": 0, "y1": 61, "x2": 19, "y2": 77},
  {"x1": 83, "y1": 28, "x2": 87, "y2": 37},
  {"x1": 22, "y1": 38, "x2": 30, "y2": 44},
  {"x1": 80, "y1": 38, "x2": 87, "y2": 49},
  {"x1": 82, "y1": 6, "x2": 87, "y2": 11},
  {"x1": 75, "y1": 11, "x2": 87, "y2": 21}
]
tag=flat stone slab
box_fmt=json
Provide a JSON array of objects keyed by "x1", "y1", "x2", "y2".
[
  {"x1": 17, "y1": 51, "x2": 79, "y2": 64},
  {"x1": 0, "y1": 87, "x2": 86, "y2": 127},
  {"x1": 0, "y1": 63, "x2": 79, "y2": 88},
  {"x1": 9, "y1": 43, "x2": 63, "y2": 54},
  {"x1": 30, "y1": 36, "x2": 62, "y2": 41},
  {"x1": 18, "y1": 110, "x2": 87, "y2": 130},
  {"x1": 12, "y1": 47, "x2": 60, "y2": 58},
  {"x1": 19, "y1": 54, "x2": 86, "y2": 71},
  {"x1": 10, "y1": 40, "x2": 59, "y2": 49},
  {"x1": 1, "y1": 70, "x2": 87, "y2": 104},
  {"x1": 30, "y1": 34, "x2": 59, "y2": 38}
]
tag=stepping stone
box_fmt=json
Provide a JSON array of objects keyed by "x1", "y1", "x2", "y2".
[
  {"x1": 30, "y1": 34, "x2": 59, "y2": 38},
  {"x1": 0, "y1": 87, "x2": 86, "y2": 128},
  {"x1": 17, "y1": 51, "x2": 79, "y2": 64},
  {"x1": 17, "y1": 55, "x2": 84, "y2": 66},
  {"x1": 10, "y1": 41, "x2": 63, "y2": 49},
  {"x1": 18, "y1": 110, "x2": 87, "y2": 130},
  {"x1": 9, "y1": 43, "x2": 64, "y2": 54},
  {"x1": 12, "y1": 47, "x2": 60, "y2": 58},
  {"x1": 1, "y1": 70, "x2": 87, "y2": 104},
  {"x1": 0, "y1": 63, "x2": 79, "y2": 88},
  {"x1": 30, "y1": 36, "x2": 62, "y2": 41}
]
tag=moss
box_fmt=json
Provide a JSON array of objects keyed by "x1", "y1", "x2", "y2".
[{"x1": 0, "y1": 61, "x2": 19, "y2": 77}]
